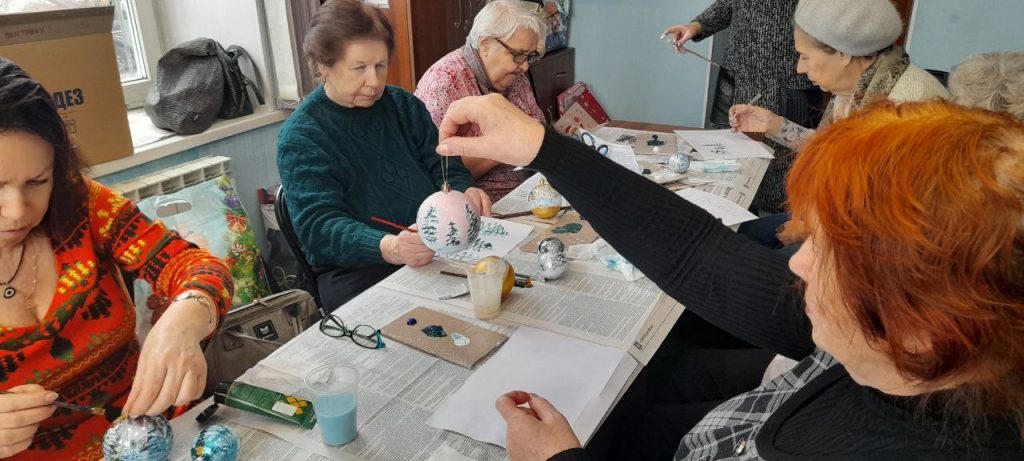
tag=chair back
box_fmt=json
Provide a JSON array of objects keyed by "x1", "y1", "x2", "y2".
[{"x1": 274, "y1": 186, "x2": 325, "y2": 315}]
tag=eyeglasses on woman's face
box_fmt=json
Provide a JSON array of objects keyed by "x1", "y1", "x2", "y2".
[{"x1": 495, "y1": 38, "x2": 541, "y2": 65}]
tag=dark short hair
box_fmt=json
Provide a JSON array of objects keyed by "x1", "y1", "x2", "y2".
[
  {"x1": 303, "y1": 0, "x2": 396, "y2": 79},
  {"x1": 0, "y1": 58, "x2": 87, "y2": 243}
]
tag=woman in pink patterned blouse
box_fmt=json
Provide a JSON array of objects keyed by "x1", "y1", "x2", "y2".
[{"x1": 415, "y1": 0, "x2": 547, "y2": 202}]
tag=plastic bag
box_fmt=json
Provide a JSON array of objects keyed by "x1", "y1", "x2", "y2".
[
  {"x1": 134, "y1": 176, "x2": 271, "y2": 335},
  {"x1": 567, "y1": 239, "x2": 646, "y2": 282}
]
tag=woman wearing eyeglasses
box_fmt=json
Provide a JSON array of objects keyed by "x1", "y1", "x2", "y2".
[{"x1": 415, "y1": 0, "x2": 548, "y2": 202}]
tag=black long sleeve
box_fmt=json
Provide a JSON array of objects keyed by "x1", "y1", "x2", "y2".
[
  {"x1": 547, "y1": 448, "x2": 589, "y2": 461},
  {"x1": 528, "y1": 128, "x2": 813, "y2": 360}
]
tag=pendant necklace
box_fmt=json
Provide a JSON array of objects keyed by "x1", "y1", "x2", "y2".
[{"x1": 0, "y1": 243, "x2": 26, "y2": 299}]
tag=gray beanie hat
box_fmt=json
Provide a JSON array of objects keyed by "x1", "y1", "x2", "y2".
[{"x1": 794, "y1": 0, "x2": 903, "y2": 56}]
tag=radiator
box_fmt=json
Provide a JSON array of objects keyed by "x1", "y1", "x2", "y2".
[{"x1": 108, "y1": 156, "x2": 232, "y2": 202}]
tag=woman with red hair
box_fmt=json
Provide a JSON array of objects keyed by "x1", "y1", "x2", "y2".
[{"x1": 436, "y1": 95, "x2": 1024, "y2": 460}]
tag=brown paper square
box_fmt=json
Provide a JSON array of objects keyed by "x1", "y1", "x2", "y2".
[
  {"x1": 381, "y1": 307, "x2": 508, "y2": 369},
  {"x1": 521, "y1": 211, "x2": 599, "y2": 253}
]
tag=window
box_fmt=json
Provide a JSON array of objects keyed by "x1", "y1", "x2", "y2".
[{"x1": 112, "y1": 0, "x2": 162, "y2": 108}]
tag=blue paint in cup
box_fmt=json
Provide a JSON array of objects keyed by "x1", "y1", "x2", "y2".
[{"x1": 305, "y1": 364, "x2": 360, "y2": 446}]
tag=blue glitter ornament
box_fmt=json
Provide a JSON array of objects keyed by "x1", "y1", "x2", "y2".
[
  {"x1": 103, "y1": 415, "x2": 173, "y2": 461},
  {"x1": 191, "y1": 424, "x2": 240, "y2": 461}
]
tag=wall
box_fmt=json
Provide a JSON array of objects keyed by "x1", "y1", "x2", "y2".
[
  {"x1": 154, "y1": 0, "x2": 275, "y2": 100},
  {"x1": 907, "y1": 0, "x2": 1024, "y2": 73},
  {"x1": 570, "y1": 0, "x2": 714, "y2": 127},
  {"x1": 95, "y1": 122, "x2": 284, "y2": 248}
]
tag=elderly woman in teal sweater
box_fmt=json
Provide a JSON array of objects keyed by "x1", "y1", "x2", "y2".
[{"x1": 277, "y1": 0, "x2": 490, "y2": 311}]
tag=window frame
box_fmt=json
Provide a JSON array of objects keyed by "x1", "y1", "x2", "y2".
[{"x1": 119, "y1": 0, "x2": 163, "y2": 109}]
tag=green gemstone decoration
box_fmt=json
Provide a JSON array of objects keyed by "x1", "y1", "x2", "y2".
[
  {"x1": 552, "y1": 223, "x2": 583, "y2": 234},
  {"x1": 422, "y1": 325, "x2": 447, "y2": 338}
]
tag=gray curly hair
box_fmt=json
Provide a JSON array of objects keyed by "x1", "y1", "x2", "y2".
[
  {"x1": 949, "y1": 52, "x2": 1024, "y2": 121},
  {"x1": 467, "y1": 0, "x2": 549, "y2": 54}
]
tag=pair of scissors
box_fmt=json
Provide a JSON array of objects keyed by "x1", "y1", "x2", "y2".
[{"x1": 573, "y1": 131, "x2": 610, "y2": 157}]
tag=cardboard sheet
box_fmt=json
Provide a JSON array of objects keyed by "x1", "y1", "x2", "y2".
[
  {"x1": 380, "y1": 306, "x2": 508, "y2": 369},
  {"x1": 521, "y1": 211, "x2": 599, "y2": 253}
]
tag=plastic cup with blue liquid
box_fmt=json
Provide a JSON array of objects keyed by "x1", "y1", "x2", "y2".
[{"x1": 305, "y1": 364, "x2": 360, "y2": 445}]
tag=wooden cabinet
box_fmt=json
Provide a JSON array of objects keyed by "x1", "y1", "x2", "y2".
[
  {"x1": 409, "y1": 0, "x2": 489, "y2": 81},
  {"x1": 528, "y1": 47, "x2": 575, "y2": 124}
]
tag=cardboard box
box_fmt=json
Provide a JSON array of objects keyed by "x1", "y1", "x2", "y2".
[
  {"x1": 553, "y1": 102, "x2": 601, "y2": 136},
  {"x1": 556, "y1": 82, "x2": 610, "y2": 124},
  {"x1": 0, "y1": 6, "x2": 133, "y2": 166}
]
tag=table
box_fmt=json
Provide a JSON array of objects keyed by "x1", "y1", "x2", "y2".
[
  {"x1": 168, "y1": 124, "x2": 772, "y2": 461},
  {"x1": 597, "y1": 122, "x2": 772, "y2": 212}
]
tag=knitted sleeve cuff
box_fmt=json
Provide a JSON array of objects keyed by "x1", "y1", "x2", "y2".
[{"x1": 548, "y1": 448, "x2": 589, "y2": 461}]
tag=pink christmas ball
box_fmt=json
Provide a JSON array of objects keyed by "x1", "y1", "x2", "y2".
[{"x1": 417, "y1": 189, "x2": 481, "y2": 254}]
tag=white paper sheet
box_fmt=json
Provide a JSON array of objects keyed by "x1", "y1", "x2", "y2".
[
  {"x1": 581, "y1": 130, "x2": 643, "y2": 174},
  {"x1": 441, "y1": 217, "x2": 535, "y2": 263},
  {"x1": 677, "y1": 188, "x2": 758, "y2": 226},
  {"x1": 674, "y1": 129, "x2": 774, "y2": 160},
  {"x1": 593, "y1": 126, "x2": 679, "y2": 156},
  {"x1": 427, "y1": 327, "x2": 628, "y2": 447}
]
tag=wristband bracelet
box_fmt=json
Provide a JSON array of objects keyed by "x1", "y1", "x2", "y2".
[{"x1": 173, "y1": 292, "x2": 216, "y2": 329}]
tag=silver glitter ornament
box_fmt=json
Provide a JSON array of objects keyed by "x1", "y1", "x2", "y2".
[
  {"x1": 667, "y1": 152, "x2": 691, "y2": 173},
  {"x1": 537, "y1": 237, "x2": 566, "y2": 255},
  {"x1": 537, "y1": 238, "x2": 568, "y2": 279},
  {"x1": 103, "y1": 415, "x2": 173, "y2": 461}
]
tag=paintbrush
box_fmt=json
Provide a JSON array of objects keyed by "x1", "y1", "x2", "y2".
[
  {"x1": 729, "y1": 93, "x2": 764, "y2": 125},
  {"x1": 660, "y1": 34, "x2": 722, "y2": 68},
  {"x1": 440, "y1": 270, "x2": 540, "y2": 287},
  {"x1": 492, "y1": 206, "x2": 572, "y2": 220},
  {"x1": 0, "y1": 390, "x2": 112, "y2": 417},
  {"x1": 371, "y1": 216, "x2": 417, "y2": 233}
]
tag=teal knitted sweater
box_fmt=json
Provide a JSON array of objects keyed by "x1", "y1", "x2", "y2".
[{"x1": 277, "y1": 85, "x2": 474, "y2": 269}]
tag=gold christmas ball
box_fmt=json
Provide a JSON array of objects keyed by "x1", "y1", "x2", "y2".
[{"x1": 471, "y1": 256, "x2": 516, "y2": 299}]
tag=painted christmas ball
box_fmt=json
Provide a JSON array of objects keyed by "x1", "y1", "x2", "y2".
[
  {"x1": 537, "y1": 238, "x2": 569, "y2": 279},
  {"x1": 538, "y1": 252, "x2": 569, "y2": 280},
  {"x1": 417, "y1": 187, "x2": 481, "y2": 254},
  {"x1": 528, "y1": 179, "x2": 563, "y2": 219},
  {"x1": 537, "y1": 237, "x2": 567, "y2": 255},
  {"x1": 191, "y1": 424, "x2": 240, "y2": 461},
  {"x1": 667, "y1": 152, "x2": 691, "y2": 174},
  {"x1": 102, "y1": 415, "x2": 173, "y2": 461}
]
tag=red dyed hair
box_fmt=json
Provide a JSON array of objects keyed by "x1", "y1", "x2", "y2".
[{"x1": 788, "y1": 100, "x2": 1024, "y2": 422}]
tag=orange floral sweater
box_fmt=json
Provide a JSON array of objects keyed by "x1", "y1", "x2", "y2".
[{"x1": 1, "y1": 181, "x2": 232, "y2": 461}]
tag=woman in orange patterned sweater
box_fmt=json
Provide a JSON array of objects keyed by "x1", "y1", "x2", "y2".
[{"x1": 0, "y1": 61, "x2": 233, "y2": 460}]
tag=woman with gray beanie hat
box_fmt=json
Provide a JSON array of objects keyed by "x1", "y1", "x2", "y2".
[
  {"x1": 732, "y1": 0, "x2": 948, "y2": 253},
  {"x1": 730, "y1": 0, "x2": 948, "y2": 149}
]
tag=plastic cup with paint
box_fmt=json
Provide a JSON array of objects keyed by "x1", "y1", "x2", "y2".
[
  {"x1": 467, "y1": 256, "x2": 506, "y2": 320},
  {"x1": 305, "y1": 364, "x2": 360, "y2": 446}
]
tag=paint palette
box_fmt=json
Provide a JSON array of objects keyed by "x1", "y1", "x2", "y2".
[
  {"x1": 522, "y1": 211, "x2": 599, "y2": 253},
  {"x1": 380, "y1": 307, "x2": 508, "y2": 369}
]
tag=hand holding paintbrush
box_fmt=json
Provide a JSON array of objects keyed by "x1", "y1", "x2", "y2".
[
  {"x1": 0, "y1": 388, "x2": 115, "y2": 418},
  {"x1": 371, "y1": 216, "x2": 435, "y2": 267},
  {"x1": 0, "y1": 385, "x2": 117, "y2": 455}
]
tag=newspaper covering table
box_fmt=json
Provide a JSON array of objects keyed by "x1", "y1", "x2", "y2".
[
  {"x1": 170, "y1": 262, "x2": 671, "y2": 460},
  {"x1": 169, "y1": 135, "x2": 766, "y2": 460}
]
